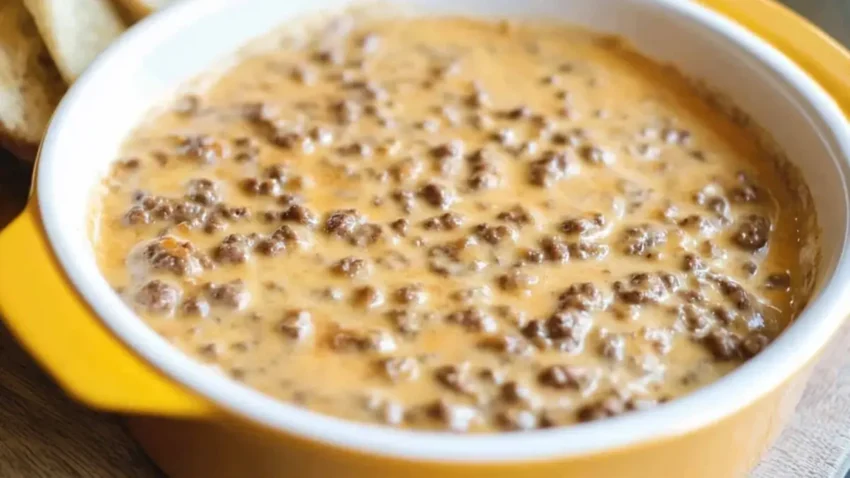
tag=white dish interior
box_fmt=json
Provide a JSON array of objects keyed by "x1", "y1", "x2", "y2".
[{"x1": 35, "y1": 0, "x2": 850, "y2": 462}]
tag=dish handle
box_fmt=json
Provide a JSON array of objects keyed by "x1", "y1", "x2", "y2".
[{"x1": 0, "y1": 199, "x2": 217, "y2": 418}]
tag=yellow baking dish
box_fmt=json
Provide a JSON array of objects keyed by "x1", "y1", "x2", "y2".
[{"x1": 1, "y1": 0, "x2": 849, "y2": 476}]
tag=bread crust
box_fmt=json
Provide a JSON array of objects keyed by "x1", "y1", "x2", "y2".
[
  {"x1": 114, "y1": 0, "x2": 165, "y2": 21},
  {"x1": 0, "y1": 0, "x2": 65, "y2": 162},
  {"x1": 23, "y1": 0, "x2": 126, "y2": 82}
]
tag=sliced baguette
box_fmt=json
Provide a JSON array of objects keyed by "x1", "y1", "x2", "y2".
[
  {"x1": 0, "y1": 0, "x2": 66, "y2": 161},
  {"x1": 115, "y1": 0, "x2": 171, "y2": 21},
  {"x1": 23, "y1": 0, "x2": 127, "y2": 82}
]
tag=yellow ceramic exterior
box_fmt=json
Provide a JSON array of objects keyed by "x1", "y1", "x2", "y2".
[
  {"x1": 128, "y1": 370, "x2": 811, "y2": 478},
  {"x1": 0, "y1": 199, "x2": 216, "y2": 418},
  {"x1": 0, "y1": 0, "x2": 847, "y2": 476}
]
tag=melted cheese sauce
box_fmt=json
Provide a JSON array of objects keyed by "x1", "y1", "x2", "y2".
[{"x1": 91, "y1": 17, "x2": 816, "y2": 432}]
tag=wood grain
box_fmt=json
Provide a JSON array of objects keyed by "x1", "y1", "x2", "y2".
[
  {"x1": 0, "y1": 322, "x2": 163, "y2": 478},
  {"x1": 0, "y1": 156, "x2": 847, "y2": 477}
]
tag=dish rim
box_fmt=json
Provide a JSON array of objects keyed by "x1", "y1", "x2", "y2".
[{"x1": 33, "y1": 0, "x2": 850, "y2": 462}]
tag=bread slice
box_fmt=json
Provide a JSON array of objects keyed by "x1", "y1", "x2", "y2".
[
  {"x1": 23, "y1": 0, "x2": 127, "y2": 82},
  {"x1": 115, "y1": 0, "x2": 171, "y2": 21},
  {"x1": 0, "y1": 0, "x2": 66, "y2": 161}
]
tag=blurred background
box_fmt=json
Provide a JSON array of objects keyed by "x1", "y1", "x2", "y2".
[{"x1": 782, "y1": 0, "x2": 850, "y2": 46}]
